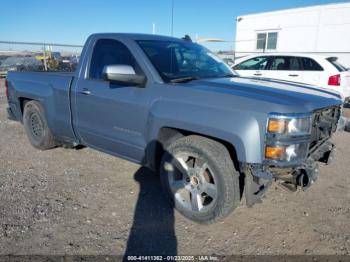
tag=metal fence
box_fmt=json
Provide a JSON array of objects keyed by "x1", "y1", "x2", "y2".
[
  {"x1": 0, "y1": 41, "x2": 83, "y2": 77},
  {"x1": 2, "y1": 39, "x2": 348, "y2": 78},
  {"x1": 0, "y1": 39, "x2": 238, "y2": 77}
]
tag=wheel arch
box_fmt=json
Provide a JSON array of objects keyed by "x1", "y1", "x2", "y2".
[
  {"x1": 148, "y1": 126, "x2": 241, "y2": 173},
  {"x1": 19, "y1": 97, "x2": 34, "y2": 115}
]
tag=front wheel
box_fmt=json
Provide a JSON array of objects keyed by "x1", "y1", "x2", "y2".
[{"x1": 160, "y1": 135, "x2": 240, "y2": 224}]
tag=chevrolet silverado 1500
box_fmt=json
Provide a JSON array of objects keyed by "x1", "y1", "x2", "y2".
[{"x1": 6, "y1": 33, "x2": 343, "y2": 223}]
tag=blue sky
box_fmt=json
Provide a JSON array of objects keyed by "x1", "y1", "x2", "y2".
[{"x1": 0, "y1": 0, "x2": 347, "y2": 50}]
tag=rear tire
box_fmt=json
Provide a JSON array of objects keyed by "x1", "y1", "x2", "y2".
[
  {"x1": 23, "y1": 101, "x2": 57, "y2": 150},
  {"x1": 160, "y1": 135, "x2": 240, "y2": 224}
]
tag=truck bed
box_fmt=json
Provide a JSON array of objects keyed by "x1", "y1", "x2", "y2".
[{"x1": 7, "y1": 70, "x2": 76, "y2": 143}]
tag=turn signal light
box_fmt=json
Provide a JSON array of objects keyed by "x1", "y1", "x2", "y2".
[
  {"x1": 267, "y1": 119, "x2": 287, "y2": 133},
  {"x1": 265, "y1": 146, "x2": 285, "y2": 160}
]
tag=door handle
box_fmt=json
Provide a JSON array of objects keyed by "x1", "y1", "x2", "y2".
[
  {"x1": 288, "y1": 74, "x2": 299, "y2": 77},
  {"x1": 253, "y1": 73, "x2": 262, "y2": 76},
  {"x1": 79, "y1": 88, "x2": 91, "y2": 95}
]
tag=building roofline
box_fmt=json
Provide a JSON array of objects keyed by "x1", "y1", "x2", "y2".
[{"x1": 236, "y1": 1, "x2": 349, "y2": 19}]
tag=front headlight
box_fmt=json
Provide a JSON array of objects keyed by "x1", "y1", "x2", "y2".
[
  {"x1": 265, "y1": 143, "x2": 309, "y2": 162},
  {"x1": 267, "y1": 114, "x2": 312, "y2": 136},
  {"x1": 265, "y1": 113, "x2": 313, "y2": 164}
]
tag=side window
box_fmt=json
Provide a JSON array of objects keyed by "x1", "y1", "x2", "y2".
[
  {"x1": 89, "y1": 39, "x2": 141, "y2": 79},
  {"x1": 269, "y1": 57, "x2": 287, "y2": 70},
  {"x1": 233, "y1": 56, "x2": 269, "y2": 70},
  {"x1": 289, "y1": 57, "x2": 302, "y2": 70},
  {"x1": 301, "y1": 57, "x2": 323, "y2": 71},
  {"x1": 268, "y1": 56, "x2": 301, "y2": 71},
  {"x1": 269, "y1": 56, "x2": 301, "y2": 71}
]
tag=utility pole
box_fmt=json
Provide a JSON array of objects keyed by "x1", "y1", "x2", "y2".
[
  {"x1": 43, "y1": 44, "x2": 48, "y2": 71},
  {"x1": 171, "y1": 0, "x2": 174, "y2": 36}
]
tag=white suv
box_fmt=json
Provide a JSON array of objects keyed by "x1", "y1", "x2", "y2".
[{"x1": 233, "y1": 54, "x2": 350, "y2": 104}]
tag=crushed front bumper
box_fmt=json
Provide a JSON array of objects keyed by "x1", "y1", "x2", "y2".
[
  {"x1": 244, "y1": 106, "x2": 340, "y2": 207},
  {"x1": 244, "y1": 139, "x2": 336, "y2": 207}
]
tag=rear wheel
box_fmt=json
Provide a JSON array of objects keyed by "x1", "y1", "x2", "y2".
[
  {"x1": 23, "y1": 101, "x2": 57, "y2": 150},
  {"x1": 160, "y1": 135, "x2": 240, "y2": 224}
]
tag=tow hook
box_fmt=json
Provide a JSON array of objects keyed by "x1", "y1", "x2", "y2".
[
  {"x1": 278, "y1": 162, "x2": 320, "y2": 192},
  {"x1": 295, "y1": 163, "x2": 319, "y2": 191},
  {"x1": 296, "y1": 173, "x2": 310, "y2": 191}
]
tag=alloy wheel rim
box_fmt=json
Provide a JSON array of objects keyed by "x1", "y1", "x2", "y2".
[{"x1": 164, "y1": 152, "x2": 218, "y2": 213}]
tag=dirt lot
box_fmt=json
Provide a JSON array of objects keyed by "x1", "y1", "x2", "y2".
[{"x1": 0, "y1": 79, "x2": 349, "y2": 256}]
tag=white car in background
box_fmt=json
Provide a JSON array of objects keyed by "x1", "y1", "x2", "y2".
[{"x1": 233, "y1": 54, "x2": 350, "y2": 104}]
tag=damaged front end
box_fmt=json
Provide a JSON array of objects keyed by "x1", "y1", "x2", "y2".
[{"x1": 243, "y1": 106, "x2": 341, "y2": 207}]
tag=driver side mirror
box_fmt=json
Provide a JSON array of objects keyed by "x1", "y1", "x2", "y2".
[{"x1": 102, "y1": 65, "x2": 146, "y2": 87}]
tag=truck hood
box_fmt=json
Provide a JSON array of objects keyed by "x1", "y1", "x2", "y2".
[{"x1": 185, "y1": 76, "x2": 342, "y2": 112}]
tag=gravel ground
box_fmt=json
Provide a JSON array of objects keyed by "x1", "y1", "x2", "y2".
[{"x1": 0, "y1": 79, "x2": 350, "y2": 256}]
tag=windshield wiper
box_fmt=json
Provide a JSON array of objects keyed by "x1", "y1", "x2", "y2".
[{"x1": 169, "y1": 76, "x2": 200, "y2": 83}]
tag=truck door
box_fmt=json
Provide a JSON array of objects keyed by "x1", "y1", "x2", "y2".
[{"x1": 73, "y1": 38, "x2": 149, "y2": 162}]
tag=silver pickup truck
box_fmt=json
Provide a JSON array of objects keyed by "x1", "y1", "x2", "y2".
[{"x1": 6, "y1": 33, "x2": 343, "y2": 223}]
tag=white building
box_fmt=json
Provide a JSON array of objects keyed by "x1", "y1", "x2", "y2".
[{"x1": 235, "y1": 2, "x2": 350, "y2": 66}]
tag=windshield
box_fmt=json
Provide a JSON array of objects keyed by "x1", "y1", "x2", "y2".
[{"x1": 137, "y1": 40, "x2": 235, "y2": 82}]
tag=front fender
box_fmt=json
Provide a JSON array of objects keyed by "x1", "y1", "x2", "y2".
[{"x1": 146, "y1": 99, "x2": 265, "y2": 164}]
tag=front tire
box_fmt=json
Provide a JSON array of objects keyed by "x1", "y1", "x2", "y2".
[
  {"x1": 160, "y1": 135, "x2": 240, "y2": 224},
  {"x1": 23, "y1": 101, "x2": 57, "y2": 150}
]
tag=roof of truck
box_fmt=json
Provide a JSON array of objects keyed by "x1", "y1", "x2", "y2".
[{"x1": 89, "y1": 33, "x2": 184, "y2": 42}]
